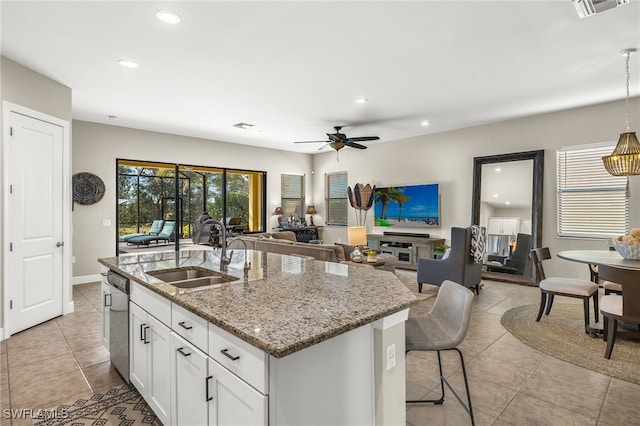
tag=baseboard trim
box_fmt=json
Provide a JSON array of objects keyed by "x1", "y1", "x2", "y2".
[
  {"x1": 64, "y1": 300, "x2": 74, "y2": 315},
  {"x1": 0, "y1": 328, "x2": 4, "y2": 341},
  {"x1": 73, "y1": 274, "x2": 102, "y2": 285}
]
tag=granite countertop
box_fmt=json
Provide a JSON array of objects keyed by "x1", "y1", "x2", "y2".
[{"x1": 98, "y1": 249, "x2": 417, "y2": 358}]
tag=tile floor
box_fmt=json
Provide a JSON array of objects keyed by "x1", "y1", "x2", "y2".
[
  {"x1": 1, "y1": 276, "x2": 639, "y2": 425},
  {"x1": 0, "y1": 282, "x2": 124, "y2": 426}
]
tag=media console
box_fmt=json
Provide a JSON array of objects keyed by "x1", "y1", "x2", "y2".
[{"x1": 367, "y1": 233, "x2": 445, "y2": 270}]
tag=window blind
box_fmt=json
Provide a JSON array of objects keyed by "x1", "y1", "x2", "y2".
[
  {"x1": 326, "y1": 172, "x2": 348, "y2": 226},
  {"x1": 281, "y1": 174, "x2": 304, "y2": 217},
  {"x1": 557, "y1": 143, "x2": 628, "y2": 238}
]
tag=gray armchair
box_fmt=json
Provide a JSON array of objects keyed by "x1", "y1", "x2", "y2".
[{"x1": 417, "y1": 227, "x2": 482, "y2": 294}]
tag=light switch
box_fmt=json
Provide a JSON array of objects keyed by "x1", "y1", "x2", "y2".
[{"x1": 102, "y1": 219, "x2": 112, "y2": 227}]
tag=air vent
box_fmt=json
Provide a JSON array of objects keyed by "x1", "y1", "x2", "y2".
[
  {"x1": 573, "y1": 0, "x2": 632, "y2": 19},
  {"x1": 233, "y1": 122, "x2": 255, "y2": 129}
]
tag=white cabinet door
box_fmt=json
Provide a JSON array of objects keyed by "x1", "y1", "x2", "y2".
[
  {"x1": 129, "y1": 301, "x2": 171, "y2": 425},
  {"x1": 171, "y1": 333, "x2": 209, "y2": 426},
  {"x1": 487, "y1": 218, "x2": 504, "y2": 235},
  {"x1": 502, "y1": 218, "x2": 519, "y2": 235},
  {"x1": 147, "y1": 315, "x2": 171, "y2": 425},
  {"x1": 129, "y1": 301, "x2": 148, "y2": 394},
  {"x1": 100, "y1": 280, "x2": 110, "y2": 350},
  {"x1": 208, "y1": 358, "x2": 267, "y2": 426}
]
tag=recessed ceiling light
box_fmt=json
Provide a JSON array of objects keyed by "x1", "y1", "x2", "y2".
[
  {"x1": 118, "y1": 59, "x2": 139, "y2": 68},
  {"x1": 421, "y1": 120, "x2": 431, "y2": 126},
  {"x1": 494, "y1": 167, "x2": 502, "y2": 172},
  {"x1": 505, "y1": 201, "x2": 511, "y2": 205},
  {"x1": 493, "y1": 193, "x2": 499, "y2": 198},
  {"x1": 354, "y1": 98, "x2": 368, "y2": 104},
  {"x1": 156, "y1": 10, "x2": 181, "y2": 24}
]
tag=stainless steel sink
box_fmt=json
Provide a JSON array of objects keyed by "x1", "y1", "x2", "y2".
[{"x1": 147, "y1": 266, "x2": 239, "y2": 292}]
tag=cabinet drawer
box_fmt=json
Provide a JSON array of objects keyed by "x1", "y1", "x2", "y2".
[
  {"x1": 172, "y1": 303, "x2": 208, "y2": 352},
  {"x1": 130, "y1": 281, "x2": 171, "y2": 327},
  {"x1": 208, "y1": 323, "x2": 268, "y2": 394}
]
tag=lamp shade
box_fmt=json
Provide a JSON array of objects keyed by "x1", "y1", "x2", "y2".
[
  {"x1": 602, "y1": 132, "x2": 640, "y2": 176},
  {"x1": 273, "y1": 207, "x2": 283, "y2": 215},
  {"x1": 306, "y1": 205, "x2": 317, "y2": 215},
  {"x1": 348, "y1": 226, "x2": 367, "y2": 246}
]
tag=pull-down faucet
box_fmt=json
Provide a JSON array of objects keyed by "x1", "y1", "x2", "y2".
[
  {"x1": 228, "y1": 238, "x2": 251, "y2": 282},
  {"x1": 203, "y1": 219, "x2": 230, "y2": 272}
]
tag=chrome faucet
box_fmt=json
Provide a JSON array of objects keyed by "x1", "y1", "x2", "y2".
[
  {"x1": 204, "y1": 219, "x2": 230, "y2": 272},
  {"x1": 228, "y1": 238, "x2": 251, "y2": 282}
]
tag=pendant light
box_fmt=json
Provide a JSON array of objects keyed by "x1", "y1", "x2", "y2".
[{"x1": 602, "y1": 48, "x2": 640, "y2": 197}]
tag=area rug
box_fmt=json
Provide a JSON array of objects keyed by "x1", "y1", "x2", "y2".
[
  {"x1": 34, "y1": 383, "x2": 159, "y2": 425},
  {"x1": 501, "y1": 303, "x2": 640, "y2": 385}
]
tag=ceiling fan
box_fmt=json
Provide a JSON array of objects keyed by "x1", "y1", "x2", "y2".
[{"x1": 294, "y1": 126, "x2": 379, "y2": 160}]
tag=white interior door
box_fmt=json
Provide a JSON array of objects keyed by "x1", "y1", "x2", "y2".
[{"x1": 5, "y1": 110, "x2": 64, "y2": 334}]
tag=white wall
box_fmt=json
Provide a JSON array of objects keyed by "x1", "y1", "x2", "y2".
[
  {"x1": 311, "y1": 97, "x2": 640, "y2": 281},
  {"x1": 0, "y1": 56, "x2": 72, "y2": 330},
  {"x1": 72, "y1": 121, "x2": 312, "y2": 276}
]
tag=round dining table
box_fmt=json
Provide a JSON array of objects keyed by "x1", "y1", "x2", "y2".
[{"x1": 558, "y1": 250, "x2": 640, "y2": 336}]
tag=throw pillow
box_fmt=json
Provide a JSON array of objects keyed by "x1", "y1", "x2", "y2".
[{"x1": 272, "y1": 231, "x2": 297, "y2": 242}]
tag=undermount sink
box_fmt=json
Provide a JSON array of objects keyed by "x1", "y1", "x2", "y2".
[{"x1": 147, "y1": 266, "x2": 239, "y2": 292}]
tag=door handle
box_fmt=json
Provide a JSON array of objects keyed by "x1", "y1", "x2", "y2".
[
  {"x1": 206, "y1": 376, "x2": 214, "y2": 402},
  {"x1": 104, "y1": 293, "x2": 112, "y2": 307},
  {"x1": 143, "y1": 326, "x2": 150, "y2": 344},
  {"x1": 56, "y1": 241, "x2": 64, "y2": 247}
]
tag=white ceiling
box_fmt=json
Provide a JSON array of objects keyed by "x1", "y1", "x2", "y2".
[{"x1": 1, "y1": 1, "x2": 639, "y2": 154}]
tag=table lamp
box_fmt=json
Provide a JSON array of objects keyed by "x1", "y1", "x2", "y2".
[
  {"x1": 348, "y1": 226, "x2": 367, "y2": 262},
  {"x1": 306, "y1": 205, "x2": 317, "y2": 226},
  {"x1": 273, "y1": 207, "x2": 283, "y2": 226}
]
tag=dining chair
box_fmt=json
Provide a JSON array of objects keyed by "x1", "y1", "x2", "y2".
[
  {"x1": 597, "y1": 264, "x2": 640, "y2": 359},
  {"x1": 530, "y1": 248, "x2": 599, "y2": 334},
  {"x1": 406, "y1": 280, "x2": 475, "y2": 425},
  {"x1": 589, "y1": 263, "x2": 622, "y2": 295}
]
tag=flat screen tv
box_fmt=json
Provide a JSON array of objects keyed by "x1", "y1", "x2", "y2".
[{"x1": 374, "y1": 183, "x2": 439, "y2": 228}]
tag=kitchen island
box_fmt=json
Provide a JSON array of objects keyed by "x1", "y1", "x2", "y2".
[{"x1": 99, "y1": 248, "x2": 416, "y2": 425}]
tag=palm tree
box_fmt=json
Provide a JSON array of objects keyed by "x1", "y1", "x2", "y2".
[
  {"x1": 374, "y1": 187, "x2": 403, "y2": 220},
  {"x1": 393, "y1": 192, "x2": 411, "y2": 221}
]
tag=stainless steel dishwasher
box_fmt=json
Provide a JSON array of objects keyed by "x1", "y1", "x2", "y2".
[{"x1": 107, "y1": 270, "x2": 130, "y2": 382}]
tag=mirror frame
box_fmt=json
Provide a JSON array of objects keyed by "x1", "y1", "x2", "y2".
[{"x1": 472, "y1": 150, "x2": 544, "y2": 283}]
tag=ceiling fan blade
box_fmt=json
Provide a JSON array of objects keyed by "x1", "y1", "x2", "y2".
[
  {"x1": 346, "y1": 136, "x2": 379, "y2": 142},
  {"x1": 294, "y1": 140, "x2": 330, "y2": 144},
  {"x1": 318, "y1": 143, "x2": 332, "y2": 150},
  {"x1": 345, "y1": 141, "x2": 368, "y2": 150}
]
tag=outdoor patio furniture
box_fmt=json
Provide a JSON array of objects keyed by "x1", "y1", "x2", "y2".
[
  {"x1": 120, "y1": 219, "x2": 164, "y2": 242},
  {"x1": 128, "y1": 221, "x2": 176, "y2": 246}
]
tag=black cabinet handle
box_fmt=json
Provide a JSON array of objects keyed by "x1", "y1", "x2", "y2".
[
  {"x1": 177, "y1": 347, "x2": 191, "y2": 357},
  {"x1": 104, "y1": 293, "x2": 112, "y2": 307},
  {"x1": 178, "y1": 321, "x2": 193, "y2": 330},
  {"x1": 143, "y1": 325, "x2": 150, "y2": 344},
  {"x1": 206, "y1": 376, "x2": 213, "y2": 401},
  {"x1": 220, "y1": 348, "x2": 240, "y2": 361},
  {"x1": 140, "y1": 323, "x2": 147, "y2": 341}
]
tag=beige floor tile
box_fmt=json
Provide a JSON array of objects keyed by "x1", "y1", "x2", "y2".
[
  {"x1": 7, "y1": 337, "x2": 72, "y2": 369},
  {"x1": 73, "y1": 345, "x2": 110, "y2": 369},
  {"x1": 64, "y1": 331, "x2": 103, "y2": 352},
  {"x1": 519, "y1": 357, "x2": 610, "y2": 419},
  {"x1": 5, "y1": 321, "x2": 64, "y2": 354},
  {"x1": 10, "y1": 368, "x2": 91, "y2": 410},
  {"x1": 8, "y1": 353, "x2": 80, "y2": 389},
  {"x1": 498, "y1": 392, "x2": 596, "y2": 426},
  {"x1": 598, "y1": 377, "x2": 640, "y2": 426},
  {"x1": 82, "y1": 361, "x2": 125, "y2": 391},
  {"x1": 446, "y1": 369, "x2": 519, "y2": 419},
  {"x1": 406, "y1": 388, "x2": 496, "y2": 426}
]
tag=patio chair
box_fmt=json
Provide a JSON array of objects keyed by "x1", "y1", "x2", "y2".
[
  {"x1": 128, "y1": 221, "x2": 176, "y2": 246},
  {"x1": 121, "y1": 220, "x2": 164, "y2": 242}
]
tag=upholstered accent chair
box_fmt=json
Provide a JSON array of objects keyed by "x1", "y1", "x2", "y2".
[{"x1": 416, "y1": 227, "x2": 482, "y2": 294}]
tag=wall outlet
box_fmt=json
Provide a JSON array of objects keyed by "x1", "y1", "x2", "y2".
[
  {"x1": 71, "y1": 256, "x2": 76, "y2": 264},
  {"x1": 386, "y1": 343, "x2": 396, "y2": 370},
  {"x1": 102, "y1": 219, "x2": 111, "y2": 227}
]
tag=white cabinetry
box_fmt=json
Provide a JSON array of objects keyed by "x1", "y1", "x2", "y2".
[
  {"x1": 487, "y1": 217, "x2": 520, "y2": 235},
  {"x1": 208, "y1": 357, "x2": 268, "y2": 426},
  {"x1": 129, "y1": 283, "x2": 172, "y2": 425},
  {"x1": 100, "y1": 271, "x2": 110, "y2": 350},
  {"x1": 171, "y1": 332, "x2": 209, "y2": 426}
]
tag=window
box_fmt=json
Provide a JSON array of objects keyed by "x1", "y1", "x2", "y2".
[
  {"x1": 557, "y1": 143, "x2": 629, "y2": 238},
  {"x1": 325, "y1": 171, "x2": 348, "y2": 226},
  {"x1": 281, "y1": 174, "x2": 304, "y2": 219}
]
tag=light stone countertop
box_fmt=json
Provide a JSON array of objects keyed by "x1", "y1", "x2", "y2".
[{"x1": 98, "y1": 249, "x2": 417, "y2": 358}]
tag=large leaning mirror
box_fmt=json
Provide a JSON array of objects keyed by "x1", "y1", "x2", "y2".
[{"x1": 472, "y1": 150, "x2": 544, "y2": 285}]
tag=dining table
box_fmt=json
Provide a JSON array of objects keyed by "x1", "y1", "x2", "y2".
[{"x1": 557, "y1": 250, "x2": 640, "y2": 336}]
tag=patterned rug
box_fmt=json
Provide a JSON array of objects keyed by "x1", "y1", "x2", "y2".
[
  {"x1": 501, "y1": 303, "x2": 640, "y2": 385},
  {"x1": 34, "y1": 383, "x2": 159, "y2": 425}
]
